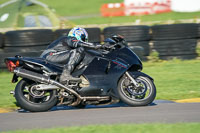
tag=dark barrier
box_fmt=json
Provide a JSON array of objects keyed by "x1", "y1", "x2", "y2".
[
  {"x1": 151, "y1": 23, "x2": 198, "y2": 40},
  {"x1": 0, "y1": 23, "x2": 199, "y2": 69},
  {"x1": 54, "y1": 29, "x2": 70, "y2": 39},
  {"x1": 0, "y1": 29, "x2": 54, "y2": 69},
  {"x1": 0, "y1": 33, "x2": 3, "y2": 48},
  {"x1": 103, "y1": 25, "x2": 150, "y2": 42},
  {"x1": 3, "y1": 45, "x2": 48, "y2": 53},
  {"x1": 3, "y1": 29, "x2": 53, "y2": 54},
  {"x1": 198, "y1": 24, "x2": 200, "y2": 38},
  {"x1": 4, "y1": 29, "x2": 54, "y2": 46},
  {"x1": 127, "y1": 46, "x2": 147, "y2": 61},
  {"x1": 103, "y1": 25, "x2": 151, "y2": 59},
  {"x1": 152, "y1": 39, "x2": 198, "y2": 60},
  {"x1": 0, "y1": 28, "x2": 102, "y2": 68},
  {"x1": 151, "y1": 23, "x2": 199, "y2": 60},
  {"x1": 128, "y1": 41, "x2": 150, "y2": 56}
]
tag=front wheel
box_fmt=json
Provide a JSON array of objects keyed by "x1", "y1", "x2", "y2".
[
  {"x1": 15, "y1": 79, "x2": 58, "y2": 112},
  {"x1": 117, "y1": 72, "x2": 156, "y2": 106}
]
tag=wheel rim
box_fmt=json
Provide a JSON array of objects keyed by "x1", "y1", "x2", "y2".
[
  {"x1": 21, "y1": 81, "x2": 54, "y2": 104},
  {"x1": 120, "y1": 76, "x2": 152, "y2": 101}
]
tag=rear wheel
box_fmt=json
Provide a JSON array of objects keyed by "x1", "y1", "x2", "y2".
[
  {"x1": 117, "y1": 72, "x2": 156, "y2": 106},
  {"x1": 15, "y1": 79, "x2": 57, "y2": 112}
]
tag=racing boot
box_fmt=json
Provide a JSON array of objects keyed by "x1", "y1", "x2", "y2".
[
  {"x1": 60, "y1": 48, "x2": 83, "y2": 84},
  {"x1": 60, "y1": 65, "x2": 81, "y2": 84}
]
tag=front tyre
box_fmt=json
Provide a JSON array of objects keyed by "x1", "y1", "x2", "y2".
[
  {"x1": 117, "y1": 73, "x2": 156, "y2": 106},
  {"x1": 15, "y1": 79, "x2": 57, "y2": 112}
]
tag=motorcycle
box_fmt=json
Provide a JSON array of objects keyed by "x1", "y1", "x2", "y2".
[{"x1": 5, "y1": 35, "x2": 156, "y2": 112}]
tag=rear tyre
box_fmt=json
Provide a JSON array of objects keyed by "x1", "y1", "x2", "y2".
[
  {"x1": 117, "y1": 73, "x2": 156, "y2": 106},
  {"x1": 15, "y1": 79, "x2": 57, "y2": 112}
]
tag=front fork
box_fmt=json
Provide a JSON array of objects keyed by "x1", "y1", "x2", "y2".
[{"x1": 125, "y1": 72, "x2": 139, "y2": 87}]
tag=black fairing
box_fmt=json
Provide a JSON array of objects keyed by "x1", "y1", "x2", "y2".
[
  {"x1": 6, "y1": 46, "x2": 143, "y2": 97},
  {"x1": 78, "y1": 47, "x2": 142, "y2": 96}
]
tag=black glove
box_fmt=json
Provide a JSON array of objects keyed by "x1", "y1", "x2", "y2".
[
  {"x1": 78, "y1": 41, "x2": 102, "y2": 50},
  {"x1": 101, "y1": 44, "x2": 112, "y2": 50},
  {"x1": 94, "y1": 44, "x2": 103, "y2": 49},
  {"x1": 112, "y1": 35, "x2": 125, "y2": 42}
]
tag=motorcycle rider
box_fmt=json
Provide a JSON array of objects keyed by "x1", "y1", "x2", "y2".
[{"x1": 41, "y1": 27, "x2": 102, "y2": 84}]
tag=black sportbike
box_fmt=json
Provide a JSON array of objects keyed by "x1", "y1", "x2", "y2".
[{"x1": 5, "y1": 36, "x2": 156, "y2": 112}]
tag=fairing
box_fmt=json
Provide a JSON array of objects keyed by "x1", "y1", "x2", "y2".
[
  {"x1": 78, "y1": 47, "x2": 143, "y2": 96},
  {"x1": 5, "y1": 46, "x2": 143, "y2": 97}
]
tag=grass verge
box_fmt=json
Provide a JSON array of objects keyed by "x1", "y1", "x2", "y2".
[
  {"x1": 142, "y1": 59, "x2": 200, "y2": 100},
  {"x1": 38, "y1": 0, "x2": 123, "y2": 16},
  {"x1": 0, "y1": 0, "x2": 60, "y2": 28},
  {"x1": 39, "y1": 0, "x2": 200, "y2": 27},
  {"x1": 0, "y1": 1, "x2": 20, "y2": 28},
  {"x1": 0, "y1": 71, "x2": 17, "y2": 109},
  {"x1": 71, "y1": 11, "x2": 200, "y2": 26},
  {"x1": 0, "y1": 0, "x2": 9, "y2": 5},
  {"x1": 16, "y1": 2, "x2": 60, "y2": 28},
  {"x1": 4, "y1": 123, "x2": 200, "y2": 133},
  {"x1": 1, "y1": 0, "x2": 200, "y2": 28}
]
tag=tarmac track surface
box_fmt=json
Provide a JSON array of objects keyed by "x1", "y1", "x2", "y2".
[{"x1": 0, "y1": 102, "x2": 200, "y2": 132}]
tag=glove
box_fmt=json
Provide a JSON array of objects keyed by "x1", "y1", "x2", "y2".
[
  {"x1": 95, "y1": 44, "x2": 103, "y2": 49},
  {"x1": 102, "y1": 44, "x2": 112, "y2": 50},
  {"x1": 112, "y1": 35, "x2": 125, "y2": 42}
]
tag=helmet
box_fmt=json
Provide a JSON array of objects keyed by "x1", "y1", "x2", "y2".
[{"x1": 68, "y1": 27, "x2": 88, "y2": 42}]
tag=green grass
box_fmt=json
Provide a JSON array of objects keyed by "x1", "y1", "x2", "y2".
[
  {"x1": 0, "y1": 59, "x2": 200, "y2": 109},
  {"x1": 0, "y1": 71, "x2": 17, "y2": 108},
  {"x1": 17, "y1": 2, "x2": 59, "y2": 27},
  {"x1": 0, "y1": 0, "x2": 10, "y2": 5},
  {"x1": 4, "y1": 123, "x2": 200, "y2": 133},
  {"x1": 1, "y1": 0, "x2": 200, "y2": 28},
  {"x1": 0, "y1": 0, "x2": 60, "y2": 28},
  {"x1": 38, "y1": 0, "x2": 123, "y2": 16},
  {"x1": 38, "y1": 0, "x2": 200, "y2": 26},
  {"x1": 0, "y1": 1, "x2": 20, "y2": 28},
  {"x1": 143, "y1": 59, "x2": 200, "y2": 100},
  {"x1": 70, "y1": 11, "x2": 200, "y2": 26}
]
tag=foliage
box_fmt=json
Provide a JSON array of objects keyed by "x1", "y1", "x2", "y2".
[{"x1": 148, "y1": 50, "x2": 161, "y2": 62}]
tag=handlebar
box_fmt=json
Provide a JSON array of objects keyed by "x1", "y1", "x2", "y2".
[{"x1": 80, "y1": 40, "x2": 125, "y2": 52}]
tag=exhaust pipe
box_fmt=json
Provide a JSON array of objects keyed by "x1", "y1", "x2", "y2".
[
  {"x1": 14, "y1": 68, "x2": 82, "y2": 105},
  {"x1": 14, "y1": 68, "x2": 110, "y2": 106}
]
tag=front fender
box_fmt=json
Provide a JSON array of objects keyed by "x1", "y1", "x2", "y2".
[{"x1": 128, "y1": 71, "x2": 154, "y2": 81}]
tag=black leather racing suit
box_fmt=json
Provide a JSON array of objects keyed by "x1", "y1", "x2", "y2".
[
  {"x1": 40, "y1": 36, "x2": 101, "y2": 82},
  {"x1": 41, "y1": 36, "x2": 85, "y2": 65}
]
